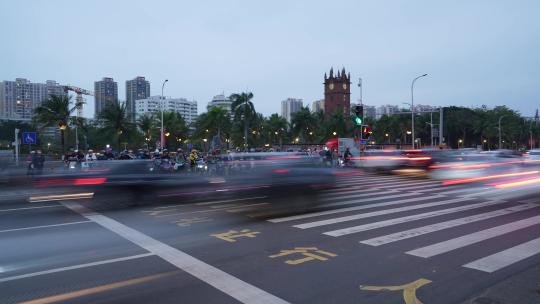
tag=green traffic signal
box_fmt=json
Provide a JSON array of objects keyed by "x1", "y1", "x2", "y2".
[{"x1": 355, "y1": 116, "x2": 362, "y2": 125}]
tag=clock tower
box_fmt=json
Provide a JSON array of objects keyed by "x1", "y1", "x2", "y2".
[{"x1": 324, "y1": 67, "x2": 351, "y2": 119}]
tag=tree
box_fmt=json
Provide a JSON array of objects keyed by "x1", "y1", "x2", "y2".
[
  {"x1": 137, "y1": 114, "x2": 157, "y2": 147},
  {"x1": 230, "y1": 92, "x2": 255, "y2": 149},
  {"x1": 160, "y1": 111, "x2": 189, "y2": 150},
  {"x1": 33, "y1": 95, "x2": 81, "y2": 153},
  {"x1": 323, "y1": 110, "x2": 351, "y2": 140},
  {"x1": 291, "y1": 107, "x2": 317, "y2": 143},
  {"x1": 264, "y1": 113, "x2": 288, "y2": 147},
  {"x1": 98, "y1": 102, "x2": 132, "y2": 151}
]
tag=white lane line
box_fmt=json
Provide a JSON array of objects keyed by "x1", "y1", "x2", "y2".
[
  {"x1": 0, "y1": 253, "x2": 154, "y2": 283},
  {"x1": 195, "y1": 196, "x2": 268, "y2": 206},
  {"x1": 407, "y1": 214, "x2": 540, "y2": 258},
  {"x1": 294, "y1": 197, "x2": 476, "y2": 229},
  {"x1": 268, "y1": 195, "x2": 446, "y2": 223},
  {"x1": 324, "y1": 200, "x2": 505, "y2": 237},
  {"x1": 463, "y1": 236, "x2": 540, "y2": 273},
  {"x1": 0, "y1": 204, "x2": 62, "y2": 212},
  {"x1": 62, "y1": 202, "x2": 289, "y2": 304},
  {"x1": 227, "y1": 203, "x2": 270, "y2": 213},
  {"x1": 150, "y1": 196, "x2": 269, "y2": 210},
  {"x1": 155, "y1": 203, "x2": 270, "y2": 217},
  {"x1": 0, "y1": 221, "x2": 92, "y2": 233},
  {"x1": 361, "y1": 204, "x2": 538, "y2": 246}
]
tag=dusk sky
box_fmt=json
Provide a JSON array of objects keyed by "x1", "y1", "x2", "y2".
[{"x1": 1, "y1": 0, "x2": 539, "y2": 118}]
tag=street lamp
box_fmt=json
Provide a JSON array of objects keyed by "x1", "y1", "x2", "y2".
[
  {"x1": 458, "y1": 139, "x2": 463, "y2": 149},
  {"x1": 498, "y1": 115, "x2": 505, "y2": 150},
  {"x1": 411, "y1": 74, "x2": 428, "y2": 149},
  {"x1": 160, "y1": 79, "x2": 168, "y2": 150},
  {"x1": 332, "y1": 131, "x2": 337, "y2": 136}
]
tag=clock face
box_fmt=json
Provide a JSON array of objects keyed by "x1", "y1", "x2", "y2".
[
  {"x1": 329, "y1": 83, "x2": 334, "y2": 90},
  {"x1": 343, "y1": 83, "x2": 347, "y2": 90}
]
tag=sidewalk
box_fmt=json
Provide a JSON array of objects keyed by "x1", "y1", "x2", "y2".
[{"x1": 462, "y1": 264, "x2": 540, "y2": 304}]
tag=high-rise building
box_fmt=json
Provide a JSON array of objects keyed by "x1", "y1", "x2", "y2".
[
  {"x1": 376, "y1": 104, "x2": 400, "y2": 118},
  {"x1": 94, "y1": 77, "x2": 118, "y2": 118},
  {"x1": 311, "y1": 99, "x2": 325, "y2": 113},
  {"x1": 0, "y1": 78, "x2": 66, "y2": 121},
  {"x1": 207, "y1": 94, "x2": 233, "y2": 115},
  {"x1": 126, "y1": 76, "x2": 150, "y2": 120},
  {"x1": 135, "y1": 96, "x2": 198, "y2": 125},
  {"x1": 351, "y1": 103, "x2": 377, "y2": 120},
  {"x1": 281, "y1": 98, "x2": 303, "y2": 123},
  {"x1": 364, "y1": 105, "x2": 377, "y2": 119}
]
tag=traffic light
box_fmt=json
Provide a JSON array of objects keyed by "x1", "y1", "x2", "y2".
[
  {"x1": 354, "y1": 105, "x2": 363, "y2": 126},
  {"x1": 362, "y1": 125, "x2": 373, "y2": 137}
]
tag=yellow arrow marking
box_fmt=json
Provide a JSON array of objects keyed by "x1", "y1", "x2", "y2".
[{"x1": 360, "y1": 278, "x2": 432, "y2": 304}]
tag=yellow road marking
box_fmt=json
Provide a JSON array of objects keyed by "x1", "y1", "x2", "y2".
[
  {"x1": 20, "y1": 271, "x2": 177, "y2": 304},
  {"x1": 211, "y1": 229, "x2": 260, "y2": 242},
  {"x1": 269, "y1": 247, "x2": 337, "y2": 265},
  {"x1": 360, "y1": 278, "x2": 432, "y2": 304}
]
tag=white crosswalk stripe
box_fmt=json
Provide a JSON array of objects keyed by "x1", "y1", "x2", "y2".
[
  {"x1": 360, "y1": 203, "x2": 538, "y2": 246},
  {"x1": 406, "y1": 214, "x2": 540, "y2": 258},
  {"x1": 321, "y1": 192, "x2": 420, "y2": 208},
  {"x1": 463, "y1": 236, "x2": 540, "y2": 273},
  {"x1": 264, "y1": 171, "x2": 540, "y2": 273},
  {"x1": 323, "y1": 200, "x2": 505, "y2": 237},
  {"x1": 268, "y1": 195, "x2": 446, "y2": 223},
  {"x1": 320, "y1": 190, "x2": 404, "y2": 203},
  {"x1": 294, "y1": 197, "x2": 476, "y2": 229},
  {"x1": 320, "y1": 187, "x2": 387, "y2": 197}
]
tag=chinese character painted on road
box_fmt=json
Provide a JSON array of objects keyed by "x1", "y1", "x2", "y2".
[
  {"x1": 360, "y1": 278, "x2": 432, "y2": 304},
  {"x1": 211, "y1": 229, "x2": 260, "y2": 242},
  {"x1": 269, "y1": 247, "x2": 337, "y2": 265}
]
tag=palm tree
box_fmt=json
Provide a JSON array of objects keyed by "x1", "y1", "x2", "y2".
[
  {"x1": 160, "y1": 111, "x2": 189, "y2": 150},
  {"x1": 265, "y1": 113, "x2": 288, "y2": 147},
  {"x1": 99, "y1": 102, "x2": 131, "y2": 150},
  {"x1": 137, "y1": 114, "x2": 156, "y2": 147},
  {"x1": 291, "y1": 107, "x2": 317, "y2": 143},
  {"x1": 230, "y1": 92, "x2": 255, "y2": 149},
  {"x1": 33, "y1": 95, "x2": 81, "y2": 154}
]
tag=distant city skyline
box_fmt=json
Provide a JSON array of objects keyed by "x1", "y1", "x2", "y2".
[{"x1": 2, "y1": 1, "x2": 539, "y2": 118}]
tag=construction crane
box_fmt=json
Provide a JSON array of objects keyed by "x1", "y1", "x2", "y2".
[
  {"x1": 63, "y1": 85, "x2": 94, "y2": 117},
  {"x1": 63, "y1": 85, "x2": 94, "y2": 151}
]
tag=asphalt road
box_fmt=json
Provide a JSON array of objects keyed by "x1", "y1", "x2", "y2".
[{"x1": 1, "y1": 171, "x2": 540, "y2": 304}]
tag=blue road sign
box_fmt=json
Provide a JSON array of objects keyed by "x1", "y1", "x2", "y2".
[
  {"x1": 22, "y1": 132, "x2": 37, "y2": 145},
  {"x1": 360, "y1": 139, "x2": 367, "y2": 145}
]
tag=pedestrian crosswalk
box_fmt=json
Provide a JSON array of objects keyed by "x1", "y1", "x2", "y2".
[{"x1": 266, "y1": 173, "x2": 540, "y2": 273}]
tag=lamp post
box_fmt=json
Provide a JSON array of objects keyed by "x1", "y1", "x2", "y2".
[
  {"x1": 358, "y1": 77, "x2": 362, "y2": 105},
  {"x1": 160, "y1": 79, "x2": 168, "y2": 150},
  {"x1": 498, "y1": 115, "x2": 505, "y2": 150},
  {"x1": 411, "y1": 74, "x2": 428, "y2": 149}
]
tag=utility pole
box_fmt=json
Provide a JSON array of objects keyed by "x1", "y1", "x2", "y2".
[
  {"x1": 160, "y1": 79, "x2": 168, "y2": 150},
  {"x1": 439, "y1": 107, "x2": 444, "y2": 147},
  {"x1": 14, "y1": 128, "x2": 19, "y2": 166},
  {"x1": 498, "y1": 115, "x2": 505, "y2": 150},
  {"x1": 411, "y1": 74, "x2": 428, "y2": 149}
]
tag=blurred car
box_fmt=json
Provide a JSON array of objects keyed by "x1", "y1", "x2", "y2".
[
  {"x1": 31, "y1": 152, "x2": 337, "y2": 207},
  {"x1": 428, "y1": 149, "x2": 525, "y2": 181}
]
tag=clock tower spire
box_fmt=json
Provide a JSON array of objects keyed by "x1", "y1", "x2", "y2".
[{"x1": 323, "y1": 67, "x2": 351, "y2": 119}]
